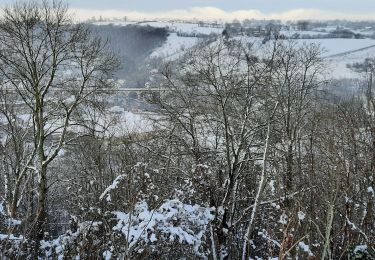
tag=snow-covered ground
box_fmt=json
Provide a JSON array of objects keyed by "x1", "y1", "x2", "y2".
[
  {"x1": 117, "y1": 111, "x2": 153, "y2": 133},
  {"x1": 229, "y1": 36, "x2": 375, "y2": 80},
  {"x1": 326, "y1": 45, "x2": 375, "y2": 79},
  {"x1": 226, "y1": 36, "x2": 375, "y2": 80},
  {"x1": 153, "y1": 31, "x2": 375, "y2": 60},
  {"x1": 151, "y1": 33, "x2": 199, "y2": 59},
  {"x1": 296, "y1": 38, "x2": 375, "y2": 57},
  {"x1": 107, "y1": 106, "x2": 154, "y2": 136}
]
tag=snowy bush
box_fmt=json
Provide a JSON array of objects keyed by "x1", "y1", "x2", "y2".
[
  {"x1": 113, "y1": 200, "x2": 214, "y2": 256},
  {"x1": 0, "y1": 202, "x2": 26, "y2": 259},
  {"x1": 33, "y1": 200, "x2": 214, "y2": 259}
]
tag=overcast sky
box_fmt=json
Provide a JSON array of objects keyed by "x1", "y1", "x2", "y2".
[{"x1": 0, "y1": 0, "x2": 374, "y2": 21}]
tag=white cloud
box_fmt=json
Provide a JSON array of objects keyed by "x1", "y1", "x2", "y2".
[
  {"x1": 69, "y1": 7, "x2": 375, "y2": 21},
  {"x1": 268, "y1": 9, "x2": 374, "y2": 21}
]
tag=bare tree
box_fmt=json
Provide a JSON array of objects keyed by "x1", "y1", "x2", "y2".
[
  {"x1": 149, "y1": 38, "x2": 325, "y2": 258},
  {"x1": 266, "y1": 41, "x2": 325, "y2": 193},
  {"x1": 0, "y1": 0, "x2": 118, "y2": 239}
]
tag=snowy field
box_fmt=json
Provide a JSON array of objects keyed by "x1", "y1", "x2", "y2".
[
  {"x1": 151, "y1": 33, "x2": 199, "y2": 59},
  {"x1": 154, "y1": 33, "x2": 375, "y2": 80},
  {"x1": 109, "y1": 107, "x2": 153, "y2": 136},
  {"x1": 297, "y1": 38, "x2": 375, "y2": 57},
  {"x1": 326, "y1": 46, "x2": 375, "y2": 79}
]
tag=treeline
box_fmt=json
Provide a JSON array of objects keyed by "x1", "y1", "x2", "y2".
[
  {"x1": 288, "y1": 30, "x2": 364, "y2": 39},
  {"x1": 0, "y1": 1, "x2": 374, "y2": 259}
]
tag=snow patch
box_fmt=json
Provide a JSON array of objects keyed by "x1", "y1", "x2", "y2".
[
  {"x1": 0, "y1": 202, "x2": 4, "y2": 216},
  {"x1": 278, "y1": 212, "x2": 288, "y2": 225},
  {"x1": 367, "y1": 186, "x2": 374, "y2": 196},
  {"x1": 0, "y1": 234, "x2": 24, "y2": 241},
  {"x1": 269, "y1": 180, "x2": 275, "y2": 194},
  {"x1": 5, "y1": 218, "x2": 22, "y2": 226},
  {"x1": 99, "y1": 174, "x2": 126, "y2": 202},
  {"x1": 297, "y1": 211, "x2": 306, "y2": 221},
  {"x1": 151, "y1": 32, "x2": 198, "y2": 59},
  {"x1": 103, "y1": 250, "x2": 112, "y2": 260},
  {"x1": 298, "y1": 241, "x2": 314, "y2": 256},
  {"x1": 354, "y1": 244, "x2": 368, "y2": 254}
]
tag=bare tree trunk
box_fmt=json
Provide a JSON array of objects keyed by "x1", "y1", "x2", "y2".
[
  {"x1": 9, "y1": 180, "x2": 21, "y2": 218},
  {"x1": 322, "y1": 201, "x2": 335, "y2": 260},
  {"x1": 286, "y1": 142, "x2": 294, "y2": 192},
  {"x1": 35, "y1": 164, "x2": 48, "y2": 239},
  {"x1": 242, "y1": 121, "x2": 272, "y2": 260},
  {"x1": 210, "y1": 224, "x2": 218, "y2": 260}
]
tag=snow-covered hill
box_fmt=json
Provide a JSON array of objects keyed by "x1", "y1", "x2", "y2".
[
  {"x1": 326, "y1": 45, "x2": 375, "y2": 79},
  {"x1": 136, "y1": 21, "x2": 223, "y2": 35},
  {"x1": 150, "y1": 33, "x2": 199, "y2": 59},
  {"x1": 95, "y1": 21, "x2": 222, "y2": 34},
  {"x1": 153, "y1": 32, "x2": 375, "y2": 80}
]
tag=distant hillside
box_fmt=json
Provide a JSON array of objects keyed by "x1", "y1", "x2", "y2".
[{"x1": 90, "y1": 24, "x2": 169, "y2": 87}]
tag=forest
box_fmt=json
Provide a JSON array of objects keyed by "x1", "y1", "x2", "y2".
[{"x1": 0, "y1": 1, "x2": 374, "y2": 259}]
